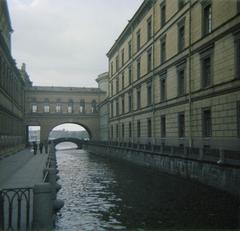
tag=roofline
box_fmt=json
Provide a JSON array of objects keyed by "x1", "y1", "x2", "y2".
[
  {"x1": 106, "y1": 0, "x2": 153, "y2": 58},
  {"x1": 3, "y1": 0, "x2": 13, "y2": 32}
]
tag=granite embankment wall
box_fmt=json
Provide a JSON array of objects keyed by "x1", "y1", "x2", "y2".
[{"x1": 84, "y1": 143, "x2": 240, "y2": 197}]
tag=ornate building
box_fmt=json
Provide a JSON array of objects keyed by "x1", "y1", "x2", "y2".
[
  {"x1": 107, "y1": 0, "x2": 240, "y2": 151},
  {"x1": 0, "y1": 0, "x2": 27, "y2": 153}
]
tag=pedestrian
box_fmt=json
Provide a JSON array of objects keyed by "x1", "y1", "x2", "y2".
[
  {"x1": 44, "y1": 140, "x2": 48, "y2": 154},
  {"x1": 39, "y1": 142, "x2": 43, "y2": 154},
  {"x1": 33, "y1": 142, "x2": 37, "y2": 155}
]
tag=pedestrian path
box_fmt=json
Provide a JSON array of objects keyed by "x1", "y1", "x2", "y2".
[
  {"x1": 0, "y1": 149, "x2": 49, "y2": 231},
  {"x1": 0, "y1": 149, "x2": 48, "y2": 188}
]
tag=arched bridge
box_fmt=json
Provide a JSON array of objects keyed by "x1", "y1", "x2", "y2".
[
  {"x1": 51, "y1": 138, "x2": 85, "y2": 149},
  {"x1": 24, "y1": 86, "x2": 106, "y2": 142}
]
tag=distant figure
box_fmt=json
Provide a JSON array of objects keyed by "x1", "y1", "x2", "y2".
[
  {"x1": 44, "y1": 140, "x2": 49, "y2": 154},
  {"x1": 39, "y1": 142, "x2": 43, "y2": 154},
  {"x1": 33, "y1": 142, "x2": 37, "y2": 155}
]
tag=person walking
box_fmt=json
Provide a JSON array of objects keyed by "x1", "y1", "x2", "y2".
[
  {"x1": 39, "y1": 142, "x2": 43, "y2": 154},
  {"x1": 33, "y1": 142, "x2": 37, "y2": 155},
  {"x1": 44, "y1": 140, "x2": 49, "y2": 154}
]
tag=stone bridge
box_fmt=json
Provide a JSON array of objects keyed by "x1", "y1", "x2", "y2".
[
  {"x1": 51, "y1": 137, "x2": 84, "y2": 149},
  {"x1": 24, "y1": 86, "x2": 106, "y2": 142}
]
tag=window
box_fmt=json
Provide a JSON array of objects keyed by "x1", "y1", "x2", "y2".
[
  {"x1": 137, "y1": 87, "x2": 141, "y2": 109},
  {"x1": 111, "y1": 81, "x2": 113, "y2": 96},
  {"x1": 202, "y1": 56, "x2": 212, "y2": 88},
  {"x1": 160, "y1": 36, "x2": 166, "y2": 63},
  {"x1": 160, "y1": 74, "x2": 167, "y2": 101},
  {"x1": 91, "y1": 100, "x2": 97, "y2": 113},
  {"x1": 137, "y1": 30, "x2": 141, "y2": 51},
  {"x1": 178, "y1": 23, "x2": 185, "y2": 52},
  {"x1": 147, "y1": 17, "x2": 152, "y2": 40},
  {"x1": 116, "y1": 78, "x2": 119, "y2": 93},
  {"x1": 161, "y1": 115, "x2": 166, "y2": 137},
  {"x1": 122, "y1": 72, "x2": 125, "y2": 89},
  {"x1": 178, "y1": 113, "x2": 185, "y2": 137},
  {"x1": 32, "y1": 104, "x2": 37, "y2": 113},
  {"x1": 80, "y1": 100, "x2": 85, "y2": 113},
  {"x1": 179, "y1": 0, "x2": 185, "y2": 10},
  {"x1": 111, "y1": 101, "x2": 113, "y2": 117},
  {"x1": 116, "y1": 124, "x2": 119, "y2": 138},
  {"x1": 56, "y1": 104, "x2": 61, "y2": 113},
  {"x1": 68, "y1": 100, "x2": 73, "y2": 113},
  {"x1": 160, "y1": 1, "x2": 166, "y2": 27},
  {"x1": 137, "y1": 59, "x2": 141, "y2": 80},
  {"x1": 111, "y1": 62, "x2": 113, "y2": 76},
  {"x1": 137, "y1": 120, "x2": 141, "y2": 137},
  {"x1": 121, "y1": 49, "x2": 124, "y2": 66},
  {"x1": 68, "y1": 105, "x2": 73, "y2": 113},
  {"x1": 128, "y1": 66, "x2": 132, "y2": 85},
  {"x1": 111, "y1": 125, "x2": 113, "y2": 139},
  {"x1": 116, "y1": 56, "x2": 119, "y2": 72},
  {"x1": 44, "y1": 105, "x2": 49, "y2": 113},
  {"x1": 202, "y1": 108, "x2": 212, "y2": 137},
  {"x1": 203, "y1": 3, "x2": 212, "y2": 36},
  {"x1": 128, "y1": 92, "x2": 132, "y2": 112},
  {"x1": 147, "y1": 49, "x2": 152, "y2": 72},
  {"x1": 147, "y1": 82, "x2": 152, "y2": 106},
  {"x1": 122, "y1": 96, "x2": 125, "y2": 114},
  {"x1": 121, "y1": 123, "x2": 125, "y2": 138},
  {"x1": 147, "y1": 118, "x2": 152, "y2": 137},
  {"x1": 177, "y1": 68, "x2": 185, "y2": 96},
  {"x1": 128, "y1": 40, "x2": 132, "y2": 59},
  {"x1": 129, "y1": 122, "x2": 132, "y2": 138},
  {"x1": 116, "y1": 99, "x2": 119, "y2": 116},
  {"x1": 235, "y1": 33, "x2": 240, "y2": 79}
]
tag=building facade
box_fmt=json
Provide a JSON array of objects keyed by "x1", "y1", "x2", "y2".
[
  {"x1": 96, "y1": 72, "x2": 109, "y2": 141},
  {"x1": 0, "y1": 0, "x2": 26, "y2": 153},
  {"x1": 107, "y1": 0, "x2": 240, "y2": 151}
]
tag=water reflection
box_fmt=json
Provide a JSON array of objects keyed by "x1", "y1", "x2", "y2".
[
  {"x1": 55, "y1": 142, "x2": 78, "y2": 151},
  {"x1": 55, "y1": 147, "x2": 239, "y2": 231}
]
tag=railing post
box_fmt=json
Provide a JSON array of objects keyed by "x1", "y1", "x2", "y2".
[
  {"x1": 217, "y1": 149, "x2": 225, "y2": 164},
  {"x1": 33, "y1": 183, "x2": 53, "y2": 230}
]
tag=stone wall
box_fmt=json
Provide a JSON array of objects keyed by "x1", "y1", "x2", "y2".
[{"x1": 85, "y1": 142, "x2": 240, "y2": 197}]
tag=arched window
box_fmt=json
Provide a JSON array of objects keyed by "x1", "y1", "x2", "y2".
[{"x1": 80, "y1": 99, "x2": 85, "y2": 113}]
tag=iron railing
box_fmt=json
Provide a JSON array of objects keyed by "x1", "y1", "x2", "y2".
[{"x1": 0, "y1": 187, "x2": 32, "y2": 231}]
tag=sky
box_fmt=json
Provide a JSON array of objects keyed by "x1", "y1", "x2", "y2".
[{"x1": 8, "y1": 0, "x2": 143, "y2": 87}]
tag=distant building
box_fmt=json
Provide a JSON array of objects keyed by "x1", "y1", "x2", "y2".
[{"x1": 106, "y1": 0, "x2": 240, "y2": 151}]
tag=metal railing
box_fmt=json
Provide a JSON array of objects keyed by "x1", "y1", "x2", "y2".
[{"x1": 0, "y1": 187, "x2": 32, "y2": 231}]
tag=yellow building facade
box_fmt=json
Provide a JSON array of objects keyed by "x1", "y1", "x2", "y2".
[{"x1": 107, "y1": 0, "x2": 240, "y2": 151}]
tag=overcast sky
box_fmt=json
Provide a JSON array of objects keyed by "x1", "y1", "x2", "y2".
[{"x1": 8, "y1": 0, "x2": 143, "y2": 87}]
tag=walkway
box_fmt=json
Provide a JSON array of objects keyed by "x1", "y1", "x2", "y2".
[
  {"x1": 0, "y1": 149, "x2": 49, "y2": 231},
  {"x1": 0, "y1": 149, "x2": 48, "y2": 188}
]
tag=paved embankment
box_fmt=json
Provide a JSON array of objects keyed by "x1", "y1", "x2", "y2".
[
  {"x1": 0, "y1": 149, "x2": 48, "y2": 188},
  {"x1": 0, "y1": 149, "x2": 49, "y2": 231}
]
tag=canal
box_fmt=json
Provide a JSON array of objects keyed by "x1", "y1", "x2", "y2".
[{"x1": 55, "y1": 144, "x2": 239, "y2": 231}]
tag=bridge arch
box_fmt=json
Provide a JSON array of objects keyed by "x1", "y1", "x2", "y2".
[
  {"x1": 26, "y1": 117, "x2": 99, "y2": 143},
  {"x1": 48, "y1": 122, "x2": 92, "y2": 141}
]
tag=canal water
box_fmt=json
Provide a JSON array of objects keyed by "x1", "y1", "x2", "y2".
[{"x1": 55, "y1": 143, "x2": 239, "y2": 231}]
